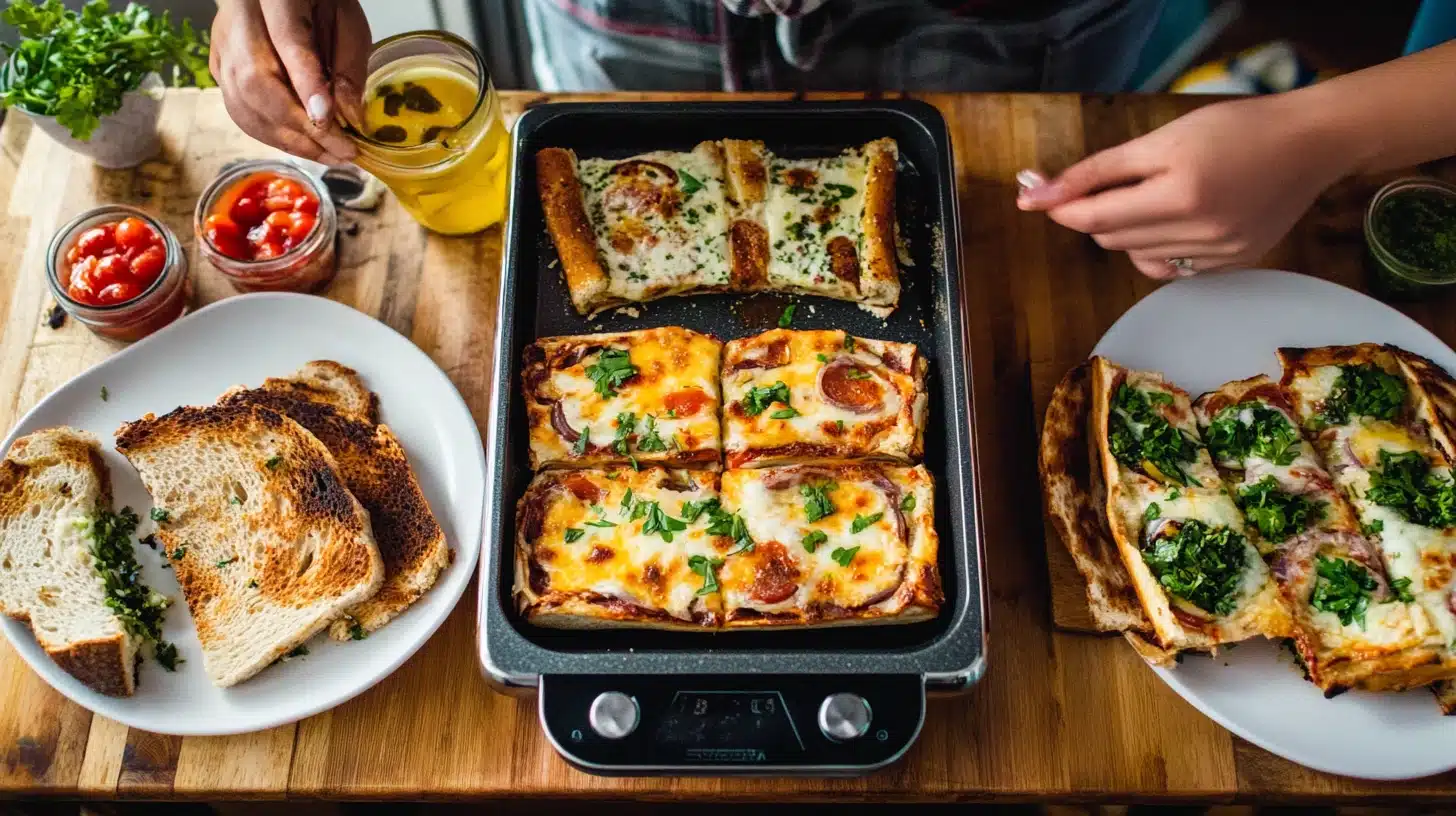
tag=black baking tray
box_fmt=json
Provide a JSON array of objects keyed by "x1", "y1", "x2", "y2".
[{"x1": 479, "y1": 101, "x2": 985, "y2": 687}]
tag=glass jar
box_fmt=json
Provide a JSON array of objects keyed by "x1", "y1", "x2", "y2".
[
  {"x1": 344, "y1": 31, "x2": 511, "y2": 235},
  {"x1": 46, "y1": 205, "x2": 190, "y2": 342},
  {"x1": 1364, "y1": 177, "x2": 1456, "y2": 300},
  {"x1": 194, "y1": 160, "x2": 338, "y2": 292}
]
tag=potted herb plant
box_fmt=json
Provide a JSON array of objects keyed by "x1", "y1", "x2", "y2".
[{"x1": 0, "y1": 0, "x2": 214, "y2": 168}]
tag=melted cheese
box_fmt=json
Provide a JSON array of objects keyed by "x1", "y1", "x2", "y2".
[
  {"x1": 718, "y1": 466, "x2": 935, "y2": 618},
  {"x1": 528, "y1": 328, "x2": 722, "y2": 467},
  {"x1": 531, "y1": 469, "x2": 724, "y2": 622},
  {"x1": 579, "y1": 144, "x2": 731, "y2": 300},
  {"x1": 721, "y1": 329, "x2": 922, "y2": 463},
  {"x1": 765, "y1": 152, "x2": 866, "y2": 297}
]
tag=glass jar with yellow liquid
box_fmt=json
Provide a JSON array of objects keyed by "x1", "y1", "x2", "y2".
[{"x1": 344, "y1": 31, "x2": 510, "y2": 235}]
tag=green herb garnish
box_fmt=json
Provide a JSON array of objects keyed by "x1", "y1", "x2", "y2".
[
  {"x1": 900, "y1": 494, "x2": 916, "y2": 512},
  {"x1": 1236, "y1": 476, "x2": 1325, "y2": 542},
  {"x1": 741, "y1": 381, "x2": 792, "y2": 417},
  {"x1": 636, "y1": 415, "x2": 668, "y2": 452},
  {"x1": 1144, "y1": 503, "x2": 1161, "y2": 523},
  {"x1": 680, "y1": 497, "x2": 719, "y2": 523},
  {"x1": 830, "y1": 546, "x2": 860, "y2": 567},
  {"x1": 638, "y1": 501, "x2": 687, "y2": 542},
  {"x1": 149, "y1": 507, "x2": 169, "y2": 523},
  {"x1": 1317, "y1": 364, "x2": 1407, "y2": 426},
  {"x1": 611, "y1": 412, "x2": 636, "y2": 455},
  {"x1": 215, "y1": 556, "x2": 236, "y2": 568},
  {"x1": 802, "y1": 530, "x2": 827, "y2": 553},
  {"x1": 845, "y1": 369, "x2": 872, "y2": 381},
  {"x1": 851, "y1": 512, "x2": 884, "y2": 533},
  {"x1": 1310, "y1": 555, "x2": 1377, "y2": 628},
  {"x1": 778, "y1": 303, "x2": 796, "y2": 328},
  {"x1": 572, "y1": 426, "x2": 590, "y2": 457},
  {"x1": 349, "y1": 622, "x2": 367, "y2": 640},
  {"x1": 1366, "y1": 449, "x2": 1456, "y2": 528},
  {"x1": 678, "y1": 169, "x2": 704, "y2": 196},
  {"x1": 584, "y1": 519, "x2": 617, "y2": 529},
  {"x1": 563, "y1": 528, "x2": 584, "y2": 543},
  {"x1": 265, "y1": 455, "x2": 283, "y2": 470},
  {"x1": 87, "y1": 506, "x2": 178, "y2": 668},
  {"x1": 170, "y1": 545, "x2": 185, "y2": 560},
  {"x1": 688, "y1": 554, "x2": 724, "y2": 596},
  {"x1": 1140, "y1": 519, "x2": 1247, "y2": 616},
  {"x1": 585, "y1": 348, "x2": 638, "y2": 399},
  {"x1": 770, "y1": 407, "x2": 801, "y2": 420},
  {"x1": 800, "y1": 481, "x2": 838, "y2": 522},
  {"x1": 1362, "y1": 519, "x2": 1385, "y2": 536},
  {"x1": 704, "y1": 505, "x2": 753, "y2": 554},
  {"x1": 286, "y1": 645, "x2": 309, "y2": 658},
  {"x1": 1107, "y1": 384, "x2": 1202, "y2": 486},
  {"x1": 1205, "y1": 402, "x2": 1301, "y2": 466},
  {"x1": 1390, "y1": 576, "x2": 1416, "y2": 604}
]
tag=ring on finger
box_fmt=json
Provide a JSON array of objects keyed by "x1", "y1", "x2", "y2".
[{"x1": 1166, "y1": 257, "x2": 1199, "y2": 278}]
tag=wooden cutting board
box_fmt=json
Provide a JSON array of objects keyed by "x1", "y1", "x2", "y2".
[{"x1": 2, "y1": 89, "x2": 1456, "y2": 802}]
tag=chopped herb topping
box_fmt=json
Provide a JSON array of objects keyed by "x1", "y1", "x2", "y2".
[
  {"x1": 802, "y1": 530, "x2": 828, "y2": 553},
  {"x1": 572, "y1": 426, "x2": 590, "y2": 457},
  {"x1": 1141, "y1": 519, "x2": 1248, "y2": 616},
  {"x1": 349, "y1": 622, "x2": 368, "y2": 640},
  {"x1": 1317, "y1": 364, "x2": 1407, "y2": 426},
  {"x1": 801, "y1": 481, "x2": 838, "y2": 522},
  {"x1": 247, "y1": 579, "x2": 258, "y2": 589},
  {"x1": 901, "y1": 494, "x2": 916, "y2": 512},
  {"x1": 1310, "y1": 555, "x2": 1377, "y2": 628},
  {"x1": 844, "y1": 335, "x2": 855, "y2": 351},
  {"x1": 639, "y1": 501, "x2": 688, "y2": 542},
  {"x1": 1144, "y1": 503, "x2": 1161, "y2": 523},
  {"x1": 612, "y1": 412, "x2": 636, "y2": 455},
  {"x1": 741, "y1": 381, "x2": 792, "y2": 417},
  {"x1": 100, "y1": 386, "x2": 108, "y2": 401},
  {"x1": 770, "y1": 407, "x2": 801, "y2": 420},
  {"x1": 154, "y1": 641, "x2": 181, "y2": 671},
  {"x1": 851, "y1": 512, "x2": 884, "y2": 533},
  {"x1": 836, "y1": 419, "x2": 845, "y2": 432},
  {"x1": 688, "y1": 554, "x2": 724, "y2": 595},
  {"x1": 705, "y1": 504, "x2": 754, "y2": 554},
  {"x1": 584, "y1": 519, "x2": 617, "y2": 529},
  {"x1": 817, "y1": 353, "x2": 829, "y2": 363},
  {"x1": 564, "y1": 528, "x2": 584, "y2": 543},
  {"x1": 229, "y1": 495, "x2": 242, "y2": 506},
  {"x1": 680, "y1": 497, "x2": 718, "y2": 522},
  {"x1": 149, "y1": 507, "x2": 169, "y2": 523},
  {"x1": 585, "y1": 348, "x2": 638, "y2": 399},
  {"x1": 265, "y1": 455, "x2": 283, "y2": 470},
  {"x1": 1107, "y1": 384, "x2": 1203, "y2": 486},
  {"x1": 215, "y1": 556, "x2": 237, "y2": 568},
  {"x1": 170, "y1": 545, "x2": 186, "y2": 560},
  {"x1": 678, "y1": 169, "x2": 704, "y2": 196},
  {"x1": 1366, "y1": 449, "x2": 1456, "y2": 528},
  {"x1": 778, "y1": 303, "x2": 796, "y2": 328},
  {"x1": 1205, "y1": 402, "x2": 1301, "y2": 466},
  {"x1": 286, "y1": 645, "x2": 309, "y2": 658},
  {"x1": 636, "y1": 415, "x2": 668, "y2": 452},
  {"x1": 831, "y1": 546, "x2": 860, "y2": 567},
  {"x1": 1362, "y1": 519, "x2": 1385, "y2": 536},
  {"x1": 845, "y1": 368, "x2": 872, "y2": 381},
  {"x1": 823, "y1": 183, "x2": 856, "y2": 201},
  {"x1": 1237, "y1": 476, "x2": 1325, "y2": 542},
  {"x1": 1390, "y1": 576, "x2": 1416, "y2": 604},
  {"x1": 88, "y1": 506, "x2": 178, "y2": 669}
]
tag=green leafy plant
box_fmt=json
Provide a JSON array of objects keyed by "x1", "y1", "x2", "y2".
[{"x1": 0, "y1": 1, "x2": 215, "y2": 141}]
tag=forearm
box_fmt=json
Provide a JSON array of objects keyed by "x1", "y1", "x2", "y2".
[{"x1": 1291, "y1": 40, "x2": 1456, "y2": 180}]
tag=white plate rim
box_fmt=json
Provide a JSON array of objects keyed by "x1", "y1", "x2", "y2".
[
  {"x1": 0, "y1": 292, "x2": 485, "y2": 735},
  {"x1": 1091, "y1": 268, "x2": 1456, "y2": 781}
]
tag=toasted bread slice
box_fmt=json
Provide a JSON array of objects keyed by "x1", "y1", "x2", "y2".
[
  {"x1": 0, "y1": 428, "x2": 139, "y2": 695},
  {"x1": 116, "y1": 404, "x2": 384, "y2": 687},
  {"x1": 220, "y1": 368, "x2": 449, "y2": 640},
  {"x1": 260, "y1": 361, "x2": 378, "y2": 424}
]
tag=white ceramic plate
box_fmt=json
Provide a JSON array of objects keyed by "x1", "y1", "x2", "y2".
[
  {"x1": 0, "y1": 293, "x2": 484, "y2": 736},
  {"x1": 1093, "y1": 268, "x2": 1456, "y2": 780}
]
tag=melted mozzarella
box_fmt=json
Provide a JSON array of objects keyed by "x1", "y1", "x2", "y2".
[
  {"x1": 579, "y1": 145, "x2": 732, "y2": 300},
  {"x1": 765, "y1": 153, "x2": 866, "y2": 295}
]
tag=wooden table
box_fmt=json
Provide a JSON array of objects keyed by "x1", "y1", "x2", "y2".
[{"x1": 1, "y1": 89, "x2": 1454, "y2": 803}]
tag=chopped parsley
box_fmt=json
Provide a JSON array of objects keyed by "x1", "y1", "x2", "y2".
[
  {"x1": 1140, "y1": 519, "x2": 1248, "y2": 616},
  {"x1": 836, "y1": 419, "x2": 845, "y2": 432},
  {"x1": 100, "y1": 386, "x2": 108, "y2": 401},
  {"x1": 584, "y1": 519, "x2": 617, "y2": 529},
  {"x1": 149, "y1": 507, "x2": 170, "y2": 523},
  {"x1": 1107, "y1": 384, "x2": 1203, "y2": 486},
  {"x1": 585, "y1": 348, "x2": 638, "y2": 399},
  {"x1": 678, "y1": 169, "x2": 704, "y2": 196},
  {"x1": 680, "y1": 497, "x2": 719, "y2": 522},
  {"x1": 572, "y1": 426, "x2": 590, "y2": 457},
  {"x1": 1390, "y1": 576, "x2": 1416, "y2": 604},
  {"x1": 831, "y1": 546, "x2": 860, "y2": 567},
  {"x1": 851, "y1": 512, "x2": 884, "y2": 533},
  {"x1": 170, "y1": 545, "x2": 186, "y2": 560},
  {"x1": 229, "y1": 495, "x2": 242, "y2": 506},
  {"x1": 845, "y1": 368, "x2": 872, "y2": 381},
  {"x1": 817, "y1": 353, "x2": 829, "y2": 363},
  {"x1": 1309, "y1": 555, "x2": 1377, "y2": 628},
  {"x1": 802, "y1": 530, "x2": 828, "y2": 553},
  {"x1": 1204, "y1": 403, "x2": 1301, "y2": 466},
  {"x1": 1236, "y1": 476, "x2": 1325, "y2": 542},
  {"x1": 900, "y1": 494, "x2": 916, "y2": 512},
  {"x1": 1362, "y1": 519, "x2": 1385, "y2": 536},
  {"x1": 612, "y1": 412, "x2": 636, "y2": 455},
  {"x1": 286, "y1": 645, "x2": 309, "y2": 658},
  {"x1": 741, "y1": 381, "x2": 792, "y2": 417},
  {"x1": 688, "y1": 554, "x2": 724, "y2": 595},
  {"x1": 265, "y1": 455, "x2": 283, "y2": 470},
  {"x1": 349, "y1": 622, "x2": 368, "y2": 640},
  {"x1": 800, "y1": 481, "x2": 838, "y2": 522},
  {"x1": 620, "y1": 488, "x2": 634, "y2": 513},
  {"x1": 215, "y1": 556, "x2": 237, "y2": 568},
  {"x1": 1143, "y1": 503, "x2": 1161, "y2": 523},
  {"x1": 87, "y1": 506, "x2": 178, "y2": 670},
  {"x1": 705, "y1": 505, "x2": 754, "y2": 554},
  {"x1": 1365, "y1": 449, "x2": 1456, "y2": 528},
  {"x1": 823, "y1": 183, "x2": 856, "y2": 201},
  {"x1": 1316, "y1": 364, "x2": 1407, "y2": 427},
  {"x1": 563, "y1": 528, "x2": 584, "y2": 543},
  {"x1": 770, "y1": 407, "x2": 801, "y2": 420},
  {"x1": 247, "y1": 579, "x2": 258, "y2": 589},
  {"x1": 778, "y1": 303, "x2": 797, "y2": 328},
  {"x1": 844, "y1": 335, "x2": 855, "y2": 351},
  {"x1": 636, "y1": 415, "x2": 668, "y2": 452},
  {"x1": 639, "y1": 501, "x2": 688, "y2": 542}
]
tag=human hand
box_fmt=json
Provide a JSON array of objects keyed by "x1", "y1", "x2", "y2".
[
  {"x1": 1016, "y1": 94, "x2": 1349, "y2": 279},
  {"x1": 210, "y1": 0, "x2": 371, "y2": 164}
]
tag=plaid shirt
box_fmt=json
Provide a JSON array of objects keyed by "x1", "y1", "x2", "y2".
[{"x1": 523, "y1": 0, "x2": 1162, "y2": 92}]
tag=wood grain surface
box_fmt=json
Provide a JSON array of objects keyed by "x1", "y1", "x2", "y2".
[{"x1": 1, "y1": 90, "x2": 1455, "y2": 802}]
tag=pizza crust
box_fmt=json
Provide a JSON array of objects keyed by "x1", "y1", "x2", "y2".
[{"x1": 536, "y1": 147, "x2": 614, "y2": 315}]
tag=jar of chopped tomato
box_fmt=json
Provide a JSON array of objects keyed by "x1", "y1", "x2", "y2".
[
  {"x1": 194, "y1": 160, "x2": 338, "y2": 292},
  {"x1": 46, "y1": 205, "x2": 190, "y2": 342}
]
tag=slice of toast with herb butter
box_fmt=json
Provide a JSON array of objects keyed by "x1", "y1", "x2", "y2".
[
  {"x1": 0, "y1": 428, "x2": 175, "y2": 696},
  {"x1": 219, "y1": 362, "x2": 449, "y2": 640},
  {"x1": 116, "y1": 403, "x2": 384, "y2": 687}
]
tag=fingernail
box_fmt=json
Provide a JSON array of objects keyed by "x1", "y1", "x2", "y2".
[
  {"x1": 307, "y1": 93, "x2": 330, "y2": 124},
  {"x1": 1016, "y1": 169, "x2": 1047, "y2": 191},
  {"x1": 1018, "y1": 181, "x2": 1063, "y2": 207}
]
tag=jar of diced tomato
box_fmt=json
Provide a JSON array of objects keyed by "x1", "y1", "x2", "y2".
[
  {"x1": 46, "y1": 205, "x2": 190, "y2": 342},
  {"x1": 194, "y1": 160, "x2": 338, "y2": 292}
]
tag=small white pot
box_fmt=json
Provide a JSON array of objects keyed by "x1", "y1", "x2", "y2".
[{"x1": 26, "y1": 73, "x2": 165, "y2": 169}]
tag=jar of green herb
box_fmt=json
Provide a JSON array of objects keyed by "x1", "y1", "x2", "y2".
[{"x1": 1364, "y1": 177, "x2": 1456, "y2": 299}]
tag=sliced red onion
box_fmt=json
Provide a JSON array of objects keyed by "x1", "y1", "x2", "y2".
[{"x1": 551, "y1": 401, "x2": 580, "y2": 443}]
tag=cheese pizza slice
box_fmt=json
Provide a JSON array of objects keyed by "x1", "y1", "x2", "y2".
[
  {"x1": 513, "y1": 467, "x2": 727, "y2": 629},
  {"x1": 1089, "y1": 357, "x2": 1292, "y2": 653},
  {"x1": 1280, "y1": 344, "x2": 1456, "y2": 689},
  {"x1": 761, "y1": 138, "x2": 900, "y2": 315},
  {"x1": 522, "y1": 327, "x2": 722, "y2": 470},
  {"x1": 721, "y1": 329, "x2": 928, "y2": 469},
  {"x1": 1194, "y1": 375, "x2": 1451, "y2": 693},
  {"x1": 537, "y1": 143, "x2": 734, "y2": 316},
  {"x1": 716, "y1": 464, "x2": 941, "y2": 627}
]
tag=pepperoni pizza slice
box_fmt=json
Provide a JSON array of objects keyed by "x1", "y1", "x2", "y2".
[
  {"x1": 715, "y1": 464, "x2": 942, "y2": 627},
  {"x1": 721, "y1": 329, "x2": 928, "y2": 469},
  {"x1": 513, "y1": 467, "x2": 727, "y2": 629},
  {"x1": 522, "y1": 327, "x2": 723, "y2": 470},
  {"x1": 537, "y1": 142, "x2": 734, "y2": 316}
]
